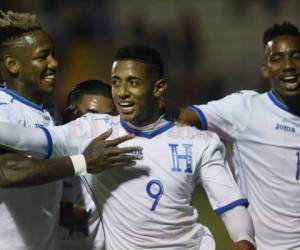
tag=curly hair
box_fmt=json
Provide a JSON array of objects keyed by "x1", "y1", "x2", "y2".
[
  {"x1": 0, "y1": 10, "x2": 42, "y2": 52},
  {"x1": 263, "y1": 22, "x2": 300, "y2": 46}
]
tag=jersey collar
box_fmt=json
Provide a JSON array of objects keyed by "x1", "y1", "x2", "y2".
[
  {"x1": 120, "y1": 116, "x2": 175, "y2": 139},
  {"x1": 0, "y1": 86, "x2": 44, "y2": 112},
  {"x1": 267, "y1": 90, "x2": 300, "y2": 117}
]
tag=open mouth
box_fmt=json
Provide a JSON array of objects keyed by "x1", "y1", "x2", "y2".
[
  {"x1": 118, "y1": 101, "x2": 135, "y2": 114},
  {"x1": 281, "y1": 75, "x2": 299, "y2": 90},
  {"x1": 42, "y1": 74, "x2": 56, "y2": 84}
]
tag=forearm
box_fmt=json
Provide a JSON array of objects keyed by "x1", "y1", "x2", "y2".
[
  {"x1": 221, "y1": 206, "x2": 256, "y2": 246},
  {"x1": 0, "y1": 153, "x2": 75, "y2": 188}
]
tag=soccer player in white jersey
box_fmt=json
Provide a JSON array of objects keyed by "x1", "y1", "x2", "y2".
[
  {"x1": 0, "y1": 44, "x2": 256, "y2": 249},
  {"x1": 177, "y1": 22, "x2": 300, "y2": 250},
  {"x1": 56, "y1": 80, "x2": 116, "y2": 250},
  {"x1": 0, "y1": 10, "x2": 142, "y2": 250},
  {"x1": 0, "y1": 10, "x2": 60, "y2": 250}
]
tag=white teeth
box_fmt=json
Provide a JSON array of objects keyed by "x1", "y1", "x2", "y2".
[
  {"x1": 283, "y1": 76, "x2": 297, "y2": 81},
  {"x1": 43, "y1": 75, "x2": 55, "y2": 83},
  {"x1": 119, "y1": 102, "x2": 134, "y2": 107},
  {"x1": 44, "y1": 75, "x2": 55, "y2": 80}
]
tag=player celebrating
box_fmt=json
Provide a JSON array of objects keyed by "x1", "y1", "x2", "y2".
[
  {"x1": 177, "y1": 22, "x2": 300, "y2": 250},
  {"x1": 0, "y1": 10, "x2": 141, "y2": 250},
  {"x1": 0, "y1": 44, "x2": 256, "y2": 249},
  {"x1": 0, "y1": 10, "x2": 61, "y2": 250}
]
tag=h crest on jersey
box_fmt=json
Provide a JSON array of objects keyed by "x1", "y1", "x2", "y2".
[{"x1": 169, "y1": 144, "x2": 193, "y2": 173}]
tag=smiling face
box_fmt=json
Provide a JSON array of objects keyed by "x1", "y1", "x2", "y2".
[
  {"x1": 111, "y1": 60, "x2": 166, "y2": 127},
  {"x1": 6, "y1": 29, "x2": 58, "y2": 96},
  {"x1": 261, "y1": 35, "x2": 300, "y2": 103}
]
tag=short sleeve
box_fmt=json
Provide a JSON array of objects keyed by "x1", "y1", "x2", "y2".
[
  {"x1": 190, "y1": 90, "x2": 257, "y2": 140},
  {"x1": 194, "y1": 132, "x2": 248, "y2": 214}
]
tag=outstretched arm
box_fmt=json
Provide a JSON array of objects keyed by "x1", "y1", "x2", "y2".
[
  {"x1": 0, "y1": 129, "x2": 142, "y2": 188},
  {"x1": 0, "y1": 153, "x2": 74, "y2": 187}
]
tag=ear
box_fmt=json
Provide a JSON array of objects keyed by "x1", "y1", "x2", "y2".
[
  {"x1": 153, "y1": 79, "x2": 167, "y2": 98},
  {"x1": 3, "y1": 55, "x2": 20, "y2": 75},
  {"x1": 260, "y1": 63, "x2": 269, "y2": 79}
]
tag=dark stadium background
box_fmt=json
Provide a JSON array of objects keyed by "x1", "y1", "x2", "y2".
[{"x1": 1, "y1": 1, "x2": 299, "y2": 249}]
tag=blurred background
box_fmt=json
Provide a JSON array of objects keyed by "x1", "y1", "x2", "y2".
[{"x1": 1, "y1": 0, "x2": 299, "y2": 248}]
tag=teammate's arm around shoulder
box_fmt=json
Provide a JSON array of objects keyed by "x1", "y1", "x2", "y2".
[
  {"x1": 0, "y1": 127, "x2": 143, "y2": 187},
  {"x1": 0, "y1": 152, "x2": 75, "y2": 187}
]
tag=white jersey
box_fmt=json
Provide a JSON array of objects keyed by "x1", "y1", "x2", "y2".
[
  {"x1": 191, "y1": 90, "x2": 300, "y2": 250},
  {"x1": 44, "y1": 114, "x2": 248, "y2": 250},
  {"x1": 0, "y1": 87, "x2": 62, "y2": 250}
]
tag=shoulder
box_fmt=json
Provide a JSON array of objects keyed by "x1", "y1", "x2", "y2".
[
  {"x1": 221, "y1": 90, "x2": 259, "y2": 102},
  {"x1": 0, "y1": 89, "x2": 13, "y2": 105},
  {"x1": 171, "y1": 124, "x2": 221, "y2": 143},
  {"x1": 207, "y1": 90, "x2": 259, "y2": 114}
]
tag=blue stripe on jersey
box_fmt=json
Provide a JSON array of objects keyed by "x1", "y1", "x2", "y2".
[
  {"x1": 120, "y1": 119, "x2": 175, "y2": 139},
  {"x1": 187, "y1": 105, "x2": 208, "y2": 130},
  {"x1": 267, "y1": 90, "x2": 296, "y2": 115},
  {"x1": 0, "y1": 87, "x2": 44, "y2": 112},
  {"x1": 0, "y1": 102, "x2": 8, "y2": 106},
  {"x1": 39, "y1": 126, "x2": 53, "y2": 159},
  {"x1": 214, "y1": 198, "x2": 249, "y2": 215}
]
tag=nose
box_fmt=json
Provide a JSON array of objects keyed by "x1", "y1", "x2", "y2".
[
  {"x1": 283, "y1": 57, "x2": 296, "y2": 71},
  {"x1": 118, "y1": 83, "x2": 130, "y2": 99},
  {"x1": 48, "y1": 54, "x2": 58, "y2": 70}
]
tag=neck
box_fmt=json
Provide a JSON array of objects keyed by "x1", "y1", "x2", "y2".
[
  {"x1": 131, "y1": 107, "x2": 165, "y2": 128},
  {"x1": 5, "y1": 81, "x2": 44, "y2": 106},
  {"x1": 272, "y1": 90, "x2": 300, "y2": 115}
]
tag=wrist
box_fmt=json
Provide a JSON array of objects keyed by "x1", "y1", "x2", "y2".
[{"x1": 70, "y1": 154, "x2": 87, "y2": 176}]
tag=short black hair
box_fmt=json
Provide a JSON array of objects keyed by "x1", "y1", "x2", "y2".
[
  {"x1": 263, "y1": 22, "x2": 300, "y2": 46},
  {"x1": 114, "y1": 44, "x2": 164, "y2": 78},
  {"x1": 67, "y1": 79, "x2": 112, "y2": 106}
]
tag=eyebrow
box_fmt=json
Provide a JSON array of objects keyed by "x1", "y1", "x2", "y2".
[{"x1": 112, "y1": 75, "x2": 141, "y2": 81}]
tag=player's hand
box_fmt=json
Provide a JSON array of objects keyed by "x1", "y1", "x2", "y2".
[
  {"x1": 59, "y1": 202, "x2": 91, "y2": 236},
  {"x1": 83, "y1": 129, "x2": 143, "y2": 173},
  {"x1": 232, "y1": 240, "x2": 256, "y2": 250}
]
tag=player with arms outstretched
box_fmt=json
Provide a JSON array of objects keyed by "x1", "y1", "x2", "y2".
[
  {"x1": 178, "y1": 22, "x2": 300, "y2": 250},
  {"x1": 0, "y1": 10, "x2": 141, "y2": 250}
]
